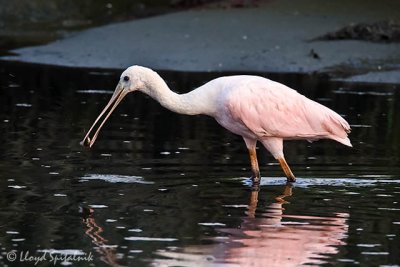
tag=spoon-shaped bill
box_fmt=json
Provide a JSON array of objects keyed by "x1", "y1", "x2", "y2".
[{"x1": 80, "y1": 84, "x2": 127, "y2": 148}]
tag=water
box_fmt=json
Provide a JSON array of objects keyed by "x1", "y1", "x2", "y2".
[{"x1": 0, "y1": 61, "x2": 399, "y2": 266}]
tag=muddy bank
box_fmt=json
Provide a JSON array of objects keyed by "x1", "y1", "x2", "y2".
[
  {"x1": 2, "y1": 0, "x2": 400, "y2": 83},
  {"x1": 0, "y1": 0, "x2": 188, "y2": 50}
]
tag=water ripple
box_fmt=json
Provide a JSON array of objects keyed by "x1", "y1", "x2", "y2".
[
  {"x1": 125, "y1": 237, "x2": 178, "y2": 242},
  {"x1": 80, "y1": 174, "x2": 154, "y2": 184},
  {"x1": 239, "y1": 177, "x2": 400, "y2": 187},
  {"x1": 76, "y1": 89, "x2": 113, "y2": 94}
]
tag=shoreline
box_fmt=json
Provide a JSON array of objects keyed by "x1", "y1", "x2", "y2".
[{"x1": 2, "y1": 0, "x2": 400, "y2": 84}]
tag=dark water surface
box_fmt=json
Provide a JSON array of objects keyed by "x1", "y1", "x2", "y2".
[{"x1": 0, "y1": 62, "x2": 399, "y2": 266}]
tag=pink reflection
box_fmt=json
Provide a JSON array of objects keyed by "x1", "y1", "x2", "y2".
[
  {"x1": 223, "y1": 189, "x2": 348, "y2": 266},
  {"x1": 155, "y1": 185, "x2": 348, "y2": 266}
]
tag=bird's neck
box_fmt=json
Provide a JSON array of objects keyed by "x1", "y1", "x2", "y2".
[{"x1": 143, "y1": 75, "x2": 213, "y2": 116}]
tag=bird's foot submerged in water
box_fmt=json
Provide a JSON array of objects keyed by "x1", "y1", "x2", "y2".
[
  {"x1": 286, "y1": 175, "x2": 296, "y2": 183},
  {"x1": 249, "y1": 174, "x2": 295, "y2": 190},
  {"x1": 251, "y1": 175, "x2": 261, "y2": 191}
]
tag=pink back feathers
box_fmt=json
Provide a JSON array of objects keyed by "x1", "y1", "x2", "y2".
[{"x1": 224, "y1": 77, "x2": 352, "y2": 146}]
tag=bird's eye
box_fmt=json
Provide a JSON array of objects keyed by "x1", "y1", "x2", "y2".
[{"x1": 123, "y1": 76, "x2": 129, "y2": 82}]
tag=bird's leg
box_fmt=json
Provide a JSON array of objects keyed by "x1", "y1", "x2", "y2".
[
  {"x1": 244, "y1": 138, "x2": 261, "y2": 190},
  {"x1": 278, "y1": 157, "x2": 296, "y2": 183},
  {"x1": 260, "y1": 138, "x2": 295, "y2": 183},
  {"x1": 248, "y1": 146, "x2": 261, "y2": 188}
]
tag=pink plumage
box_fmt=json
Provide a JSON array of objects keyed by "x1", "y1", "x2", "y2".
[
  {"x1": 81, "y1": 66, "x2": 352, "y2": 185},
  {"x1": 215, "y1": 76, "x2": 351, "y2": 147}
]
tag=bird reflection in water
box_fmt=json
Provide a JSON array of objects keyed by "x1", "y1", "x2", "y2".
[
  {"x1": 80, "y1": 207, "x2": 126, "y2": 267},
  {"x1": 154, "y1": 184, "x2": 349, "y2": 267}
]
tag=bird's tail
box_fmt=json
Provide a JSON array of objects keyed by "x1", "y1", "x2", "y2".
[
  {"x1": 323, "y1": 110, "x2": 352, "y2": 147},
  {"x1": 330, "y1": 135, "x2": 353, "y2": 147}
]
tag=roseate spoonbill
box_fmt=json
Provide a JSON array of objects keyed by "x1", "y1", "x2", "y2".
[{"x1": 81, "y1": 66, "x2": 351, "y2": 184}]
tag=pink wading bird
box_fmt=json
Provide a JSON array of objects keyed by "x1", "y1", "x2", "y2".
[{"x1": 81, "y1": 66, "x2": 351, "y2": 184}]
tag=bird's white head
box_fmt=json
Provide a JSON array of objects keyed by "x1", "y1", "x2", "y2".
[
  {"x1": 119, "y1": 65, "x2": 155, "y2": 93},
  {"x1": 80, "y1": 65, "x2": 160, "y2": 148}
]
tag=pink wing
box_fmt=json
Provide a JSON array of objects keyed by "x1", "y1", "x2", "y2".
[{"x1": 226, "y1": 78, "x2": 351, "y2": 146}]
